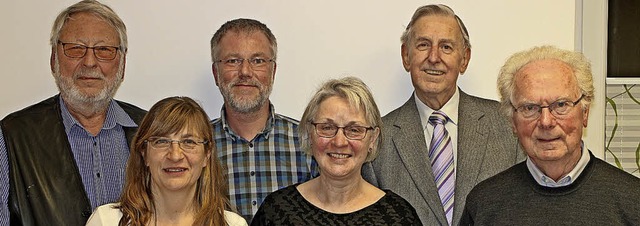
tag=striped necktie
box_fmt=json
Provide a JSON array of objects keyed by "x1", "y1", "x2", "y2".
[{"x1": 428, "y1": 111, "x2": 455, "y2": 225}]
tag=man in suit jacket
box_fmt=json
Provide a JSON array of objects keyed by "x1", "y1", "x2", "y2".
[{"x1": 362, "y1": 4, "x2": 524, "y2": 225}]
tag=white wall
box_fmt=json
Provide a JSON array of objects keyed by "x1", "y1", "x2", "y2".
[{"x1": 0, "y1": 1, "x2": 578, "y2": 137}]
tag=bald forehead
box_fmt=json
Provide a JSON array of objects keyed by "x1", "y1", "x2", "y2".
[
  {"x1": 515, "y1": 59, "x2": 578, "y2": 91},
  {"x1": 517, "y1": 59, "x2": 573, "y2": 78}
]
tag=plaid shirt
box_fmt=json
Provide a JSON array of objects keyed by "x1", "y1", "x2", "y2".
[{"x1": 212, "y1": 104, "x2": 318, "y2": 223}]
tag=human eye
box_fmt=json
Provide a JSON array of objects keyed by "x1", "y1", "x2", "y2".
[
  {"x1": 63, "y1": 44, "x2": 87, "y2": 57},
  {"x1": 181, "y1": 138, "x2": 198, "y2": 146},
  {"x1": 555, "y1": 100, "x2": 569, "y2": 108},
  {"x1": 225, "y1": 58, "x2": 242, "y2": 65},
  {"x1": 95, "y1": 46, "x2": 117, "y2": 53},
  {"x1": 152, "y1": 138, "x2": 171, "y2": 147},
  {"x1": 94, "y1": 46, "x2": 117, "y2": 59},
  {"x1": 179, "y1": 139, "x2": 198, "y2": 149},
  {"x1": 65, "y1": 44, "x2": 86, "y2": 51},
  {"x1": 518, "y1": 104, "x2": 540, "y2": 115},
  {"x1": 347, "y1": 126, "x2": 366, "y2": 134},
  {"x1": 441, "y1": 43, "x2": 454, "y2": 53},
  {"x1": 416, "y1": 41, "x2": 431, "y2": 51},
  {"x1": 317, "y1": 123, "x2": 336, "y2": 131},
  {"x1": 250, "y1": 58, "x2": 267, "y2": 65},
  {"x1": 551, "y1": 101, "x2": 572, "y2": 114}
]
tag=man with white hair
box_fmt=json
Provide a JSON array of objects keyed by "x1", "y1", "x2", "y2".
[
  {"x1": 0, "y1": 1, "x2": 145, "y2": 225},
  {"x1": 461, "y1": 45, "x2": 640, "y2": 225}
]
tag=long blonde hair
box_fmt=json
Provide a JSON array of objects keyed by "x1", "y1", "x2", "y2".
[{"x1": 117, "y1": 96, "x2": 230, "y2": 225}]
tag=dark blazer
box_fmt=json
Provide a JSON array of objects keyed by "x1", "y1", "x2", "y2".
[
  {"x1": 362, "y1": 90, "x2": 525, "y2": 225},
  {"x1": 2, "y1": 95, "x2": 146, "y2": 226}
]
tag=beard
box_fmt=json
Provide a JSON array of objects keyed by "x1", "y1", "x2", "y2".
[
  {"x1": 218, "y1": 75, "x2": 273, "y2": 114},
  {"x1": 53, "y1": 55, "x2": 124, "y2": 115}
]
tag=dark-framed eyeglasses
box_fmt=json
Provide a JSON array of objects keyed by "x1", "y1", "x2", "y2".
[
  {"x1": 145, "y1": 136, "x2": 208, "y2": 153},
  {"x1": 57, "y1": 41, "x2": 120, "y2": 61},
  {"x1": 214, "y1": 57, "x2": 274, "y2": 71},
  {"x1": 513, "y1": 95, "x2": 585, "y2": 119},
  {"x1": 311, "y1": 122, "x2": 374, "y2": 140}
]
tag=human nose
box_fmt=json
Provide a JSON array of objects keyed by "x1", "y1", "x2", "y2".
[
  {"x1": 81, "y1": 48, "x2": 98, "y2": 67},
  {"x1": 537, "y1": 107, "x2": 557, "y2": 128},
  {"x1": 427, "y1": 47, "x2": 441, "y2": 64},
  {"x1": 331, "y1": 128, "x2": 349, "y2": 146},
  {"x1": 238, "y1": 59, "x2": 253, "y2": 76},
  {"x1": 167, "y1": 142, "x2": 185, "y2": 161}
]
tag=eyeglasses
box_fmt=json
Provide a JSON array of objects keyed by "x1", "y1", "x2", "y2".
[
  {"x1": 513, "y1": 95, "x2": 584, "y2": 119},
  {"x1": 145, "y1": 136, "x2": 208, "y2": 153},
  {"x1": 58, "y1": 41, "x2": 120, "y2": 61},
  {"x1": 311, "y1": 122, "x2": 374, "y2": 140},
  {"x1": 215, "y1": 57, "x2": 274, "y2": 71}
]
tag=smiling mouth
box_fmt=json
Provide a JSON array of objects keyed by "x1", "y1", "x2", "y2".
[
  {"x1": 164, "y1": 168, "x2": 187, "y2": 172},
  {"x1": 424, "y1": 69, "x2": 445, "y2": 75},
  {"x1": 328, "y1": 153, "x2": 351, "y2": 159}
]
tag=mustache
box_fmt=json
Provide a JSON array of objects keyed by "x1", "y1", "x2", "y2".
[
  {"x1": 73, "y1": 67, "x2": 105, "y2": 80},
  {"x1": 230, "y1": 77, "x2": 262, "y2": 87}
]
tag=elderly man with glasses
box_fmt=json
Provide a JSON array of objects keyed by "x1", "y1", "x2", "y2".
[
  {"x1": 209, "y1": 18, "x2": 318, "y2": 223},
  {"x1": 460, "y1": 45, "x2": 640, "y2": 225},
  {"x1": 0, "y1": 0, "x2": 146, "y2": 225}
]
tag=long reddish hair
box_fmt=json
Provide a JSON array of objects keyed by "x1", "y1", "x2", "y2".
[{"x1": 117, "y1": 96, "x2": 230, "y2": 225}]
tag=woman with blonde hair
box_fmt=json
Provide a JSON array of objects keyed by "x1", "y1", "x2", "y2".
[
  {"x1": 87, "y1": 96, "x2": 246, "y2": 226},
  {"x1": 251, "y1": 77, "x2": 420, "y2": 225}
]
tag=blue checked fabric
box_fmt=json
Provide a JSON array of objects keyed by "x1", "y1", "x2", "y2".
[
  {"x1": 428, "y1": 111, "x2": 455, "y2": 225},
  {"x1": 212, "y1": 105, "x2": 318, "y2": 223}
]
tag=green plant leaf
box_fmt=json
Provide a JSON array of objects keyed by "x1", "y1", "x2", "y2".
[
  {"x1": 636, "y1": 142, "x2": 640, "y2": 173},
  {"x1": 605, "y1": 97, "x2": 623, "y2": 169},
  {"x1": 624, "y1": 84, "x2": 640, "y2": 105},
  {"x1": 605, "y1": 97, "x2": 619, "y2": 149}
]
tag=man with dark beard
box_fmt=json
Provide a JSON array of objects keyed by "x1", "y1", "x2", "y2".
[
  {"x1": 0, "y1": 1, "x2": 146, "y2": 225},
  {"x1": 210, "y1": 18, "x2": 318, "y2": 223}
]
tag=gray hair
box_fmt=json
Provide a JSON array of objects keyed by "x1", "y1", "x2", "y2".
[
  {"x1": 400, "y1": 4, "x2": 471, "y2": 49},
  {"x1": 50, "y1": 0, "x2": 127, "y2": 54},
  {"x1": 210, "y1": 18, "x2": 277, "y2": 62},
  {"x1": 497, "y1": 45, "x2": 594, "y2": 118},
  {"x1": 299, "y1": 77, "x2": 383, "y2": 162}
]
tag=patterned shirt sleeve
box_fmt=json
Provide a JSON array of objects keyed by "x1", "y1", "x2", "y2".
[{"x1": 0, "y1": 128, "x2": 10, "y2": 226}]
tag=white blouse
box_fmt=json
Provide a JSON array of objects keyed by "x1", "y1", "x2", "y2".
[{"x1": 86, "y1": 203, "x2": 247, "y2": 226}]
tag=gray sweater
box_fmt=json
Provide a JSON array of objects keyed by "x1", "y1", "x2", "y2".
[{"x1": 461, "y1": 151, "x2": 640, "y2": 226}]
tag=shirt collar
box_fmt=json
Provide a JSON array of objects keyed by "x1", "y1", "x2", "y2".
[
  {"x1": 526, "y1": 141, "x2": 590, "y2": 187},
  {"x1": 60, "y1": 97, "x2": 137, "y2": 134},
  {"x1": 415, "y1": 88, "x2": 459, "y2": 128},
  {"x1": 219, "y1": 103, "x2": 276, "y2": 141}
]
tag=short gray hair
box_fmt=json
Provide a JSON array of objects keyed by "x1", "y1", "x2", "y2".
[
  {"x1": 210, "y1": 18, "x2": 277, "y2": 62},
  {"x1": 400, "y1": 4, "x2": 471, "y2": 49},
  {"x1": 50, "y1": 0, "x2": 127, "y2": 53},
  {"x1": 497, "y1": 45, "x2": 594, "y2": 118},
  {"x1": 299, "y1": 77, "x2": 383, "y2": 162}
]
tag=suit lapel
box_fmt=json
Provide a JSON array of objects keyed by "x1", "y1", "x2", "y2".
[
  {"x1": 391, "y1": 95, "x2": 449, "y2": 225},
  {"x1": 454, "y1": 91, "x2": 489, "y2": 219}
]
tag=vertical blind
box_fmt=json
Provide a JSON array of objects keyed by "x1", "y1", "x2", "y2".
[{"x1": 605, "y1": 84, "x2": 640, "y2": 178}]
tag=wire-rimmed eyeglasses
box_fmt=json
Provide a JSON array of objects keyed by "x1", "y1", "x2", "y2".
[
  {"x1": 512, "y1": 95, "x2": 584, "y2": 119},
  {"x1": 214, "y1": 57, "x2": 274, "y2": 71},
  {"x1": 145, "y1": 136, "x2": 208, "y2": 153}
]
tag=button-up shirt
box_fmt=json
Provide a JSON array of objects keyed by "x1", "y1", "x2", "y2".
[
  {"x1": 212, "y1": 105, "x2": 318, "y2": 223},
  {"x1": 0, "y1": 97, "x2": 137, "y2": 225},
  {"x1": 526, "y1": 142, "x2": 590, "y2": 187}
]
